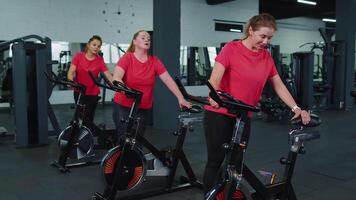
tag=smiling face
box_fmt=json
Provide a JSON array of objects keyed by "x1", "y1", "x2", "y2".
[
  {"x1": 133, "y1": 31, "x2": 151, "y2": 51},
  {"x1": 249, "y1": 26, "x2": 275, "y2": 51}
]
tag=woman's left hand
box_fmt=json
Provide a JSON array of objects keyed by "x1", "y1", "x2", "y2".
[
  {"x1": 291, "y1": 109, "x2": 311, "y2": 125},
  {"x1": 178, "y1": 98, "x2": 192, "y2": 109}
]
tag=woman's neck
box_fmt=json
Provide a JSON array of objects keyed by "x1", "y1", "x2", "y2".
[
  {"x1": 134, "y1": 49, "x2": 148, "y2": 61},
  {"x1": 85, "y1": 51, "x2": 96, "y2": 60},
  {"x1": 242, "y1": 38, "x2": 258, "y2": 52}
]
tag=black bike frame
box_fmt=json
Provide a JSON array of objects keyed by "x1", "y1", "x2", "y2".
[{"x1": 91, "y1": 73, "x2": 202, "y2": 200}]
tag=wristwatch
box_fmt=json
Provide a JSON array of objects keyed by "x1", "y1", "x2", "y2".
[{"x1": 291, "y1": 105, "x2": 301, "y2": 112}]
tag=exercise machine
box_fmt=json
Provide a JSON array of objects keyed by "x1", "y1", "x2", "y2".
[
  {"x1": 57, "y1": 50, "x2": 71, "y2": 90},
  {"x1": 177, "y1": 79, "x2": 321, "y2": 200},
  {"x1": 89, "y1": 72, "x2": 203, "y2": 200},
  {"x1": 0, "y1": 35, "x2": 55, "y2": 146},
  {"x1": 45, "y1": 72, "x2": 115, "y2": 172}
]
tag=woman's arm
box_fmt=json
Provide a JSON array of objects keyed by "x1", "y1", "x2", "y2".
[
  {"x1": 269, "y1": 75, "x2": 310, "y2": 124},
  {"x1": 159, "y1": 71, "x2": 191, "y2": 108},
  {"x1": 269, "y1": 75, "x2": 297, "y2": 108},
  {"x1": 208, "y1": 62, "x2": 225, "y2": 89},
  {"x1": 207, "y1": 62, "x2": 226, "y2": 108},
  {"x1": 112, "y1": 66, "x2": 125, "y2": 83},
  {"x1": 67, "y1": 63, "x2": 77, "y2": 81},
  {"x1": 103, "y1": 70, "x2": 113, "y2": 83}
]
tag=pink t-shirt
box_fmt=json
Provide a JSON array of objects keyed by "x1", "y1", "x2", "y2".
[
  {"x1": 113, "y1": 52, "x2": 167, "y2": 109},
  {"x1": 71, "y1": 52, "x2": 108, "y2": 95},
  {"x1": 205, "y1": 41, "x2": 278, "y2": 116}
]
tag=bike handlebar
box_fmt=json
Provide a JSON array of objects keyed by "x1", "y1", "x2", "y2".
[
  {"x1": 174, "y1": 77, "x2": 209, "y2": 105},
  {"x1": 180, "y1": 104, "x2": 203, "y2": 114},
  {"x1": 88, "y1": 71, "x2": 142, "y2": 98},
  {"x1": 289, "y1": 129, "x2": 320, "y2": 144},
  {"x1": 291, "y1": 113, "x2": 321, "y2": 127},
  {"x1": 206, "y1": 81, "x2": 260, "y2": 113},
  {"x1": 44, "y1": 71, "x2": 86, "y2": 93},
  {"x1": 174, "y1": 77, "x2": 260, "y2": 114}
]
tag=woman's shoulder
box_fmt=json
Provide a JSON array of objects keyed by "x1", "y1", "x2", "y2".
[
  {"x1": 72, "y1": 51, "x2": 85, "y2": 61},
  {"x1": 150, "y1": 55, "x2": 160, "y2": 61},
  {"x1": 95, "y1": 55, "x2": 106, "y2": 63},
  {"x1": 121, "y1": 52, "x2": 134, "y2": 59},
  {"x1": 74, "y1": 51, "x2": 85, "y2": 57},
  {"x1": 149, "y1": 55, "x2": 164, "y2": 66},
  {"x1": 225, "y1": 40, "x2": 241, "y2": 47},
  {"x1": 220, "y1": 40, "x2": 241, "y2": 53}
]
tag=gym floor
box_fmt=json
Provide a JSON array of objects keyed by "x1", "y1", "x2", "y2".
[{"x1": 0, "y1": 102, "x2": 356, "y2": 200}]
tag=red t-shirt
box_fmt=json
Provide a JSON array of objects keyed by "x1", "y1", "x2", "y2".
[
  {"x1": 71, "y1": 52, "x2": 108, "y2": 95},
  {"x1": 205, "y1": 41, "x2": 278, "y2": 117},
  {"x1": 113, "y1": 52, "x2": 167, "y2": 109}
]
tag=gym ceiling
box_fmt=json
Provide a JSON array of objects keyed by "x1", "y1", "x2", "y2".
[{"x1": 206, "y1": 0, "x2": 335, "y2": 20}]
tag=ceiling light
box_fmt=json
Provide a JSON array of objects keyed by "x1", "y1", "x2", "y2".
[
  {"x1": 229, "y1": 29, "x2": 242, "y2": 33},
  {"x1": 214, "y1": 20, "x2": 243, "y2": 33},
  {"x1": 322, "y1": 18, "x2": 336, "y2": 22},
  {"x1": 297, "y1": 0, "x2": 317, "y2": 5}
]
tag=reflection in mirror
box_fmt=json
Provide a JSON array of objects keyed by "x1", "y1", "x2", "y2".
[
  {"x1": 50, "y1": 41, "x2": 129, "y2": 90},
  {"x1": 179, "y1": 46, "x2": 219, "y2": 86},
  {"x1": 50, "y1": 42, "x2": 221, "y2": 88}
]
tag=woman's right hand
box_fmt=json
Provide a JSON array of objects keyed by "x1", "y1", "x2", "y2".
[
  {"x1": 208, "y1": 97, "x2": 219, "y2": 108},
  {"x1": 178, "y1": 98, "x2": 192, "y2": 109}
]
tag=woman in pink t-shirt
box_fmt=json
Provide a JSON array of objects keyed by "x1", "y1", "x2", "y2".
[
  {"x1": 67, "y1": 35, "x2": 113, "y2": 135},
  {"x1": 203, "y1": 13, "x2": 311, "y2": 193},
  {"x1": 112, "y1": 30, "x2": 191, "y2": 140}
]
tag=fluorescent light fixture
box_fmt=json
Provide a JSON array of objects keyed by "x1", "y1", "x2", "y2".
[
  {"x1": 215, "y1": 22, "x2": 243, "y2": 33},
  {"x1": 229, "y1": 29, "x2": 242, "y2": 32},
  {"x1": 297, "y1": 0, "x2": 317, "y2": 5},
  {"x1": 322, "y1": 18, "x2": 336, "y2": 22}
]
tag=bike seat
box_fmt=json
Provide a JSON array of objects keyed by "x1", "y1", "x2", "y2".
[{"x1": 291, "y1": 113, "x2": 321, "y2": 127}]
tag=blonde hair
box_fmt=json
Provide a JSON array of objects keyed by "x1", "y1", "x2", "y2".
[
  {"x1": 242, "y1": 13, "x2": 277, "y2": 40},
  {"x1": 127, "y1": 30, "x2": 148, "y2": 53}
]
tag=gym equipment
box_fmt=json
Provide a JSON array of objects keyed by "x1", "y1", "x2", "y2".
[
  {"x1": 0, "y1": 57, "x2": 13, "y2": 105},
  {"x1": 292, "y1": 52, "x2": 315, "y2": 110},
  {"x1": 298, "y1": 40, "x2": 332, "y2": 111},
  {"x1": 0, "y1": 35, "x2": 53, "y2": 146},
  {"x1": 186, "y1": 47, "x2": 212, "y2": 86},
  {"x1": 260, "y1": 45, "x2": 296, "y2": 123},
  {"x1": 293, "y1": 28, "x2": 350, "y2": 110},
  {"x1": 57, "y1": 50, "x2": 71, "y2": 90},
  {"x1": 177, "y1": 80, "x2": 321, "y2": 200},
  {"x1": 45, "y1": 72, "x2": 115, "y2": 172},
  {"x1": 351, "y1": 90, "x2": 356, "y2": 98},
  {"x1": 89, "y1": 72, "x2": 203, "y2": 200}
]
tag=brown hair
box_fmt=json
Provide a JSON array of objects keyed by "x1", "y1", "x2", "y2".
[
  {"x1": 85, "y1": 35, "x2": 102, "y2": 52},
  {"x1": 127, "y1": 30, "x2": 150, "y2": 53},
  {"x1": 242, "y1": 13, "x2": 277, "y2": 40}
]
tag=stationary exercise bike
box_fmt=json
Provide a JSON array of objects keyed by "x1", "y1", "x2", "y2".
[
  {"x1": 175, "y1": 79, "x2": 321, "y2": 200},
  {"x1": 45, "y1": 72, "x2": 115, "y2": 172},
  {"x1": 88, "y1": 72, "x2": 203, "y2": 200}
]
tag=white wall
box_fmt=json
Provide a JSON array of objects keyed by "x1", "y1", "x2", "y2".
[
  {"x1": 0, "y1": 0, "x2": 153, "y2": 43},
  {"x1": 181, "y1": 0, "x2": 258, "y2": 47},
  {"x1": 274, "y1": 17, "x2": 326, "y2": 54},
  {"x1": 0, "y1": 0, "x2": 325, "y2": 50},
  {"x1": 0, "y1": 0, "x2": 327, "y2": 104},
  {"x1": 0, "y1": 0, "x2": 258, "y2": 45}
]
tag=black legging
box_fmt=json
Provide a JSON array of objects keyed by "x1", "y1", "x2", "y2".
[
  {"x1": 112, "y1": 103, "x2": 150, "y2": 141},
  {"x1": 73, "y1": 92, "x2": 100, "y2": 135},
  {"x1": 203, "y1": 110, "x2": 251, "y2": 193}
]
